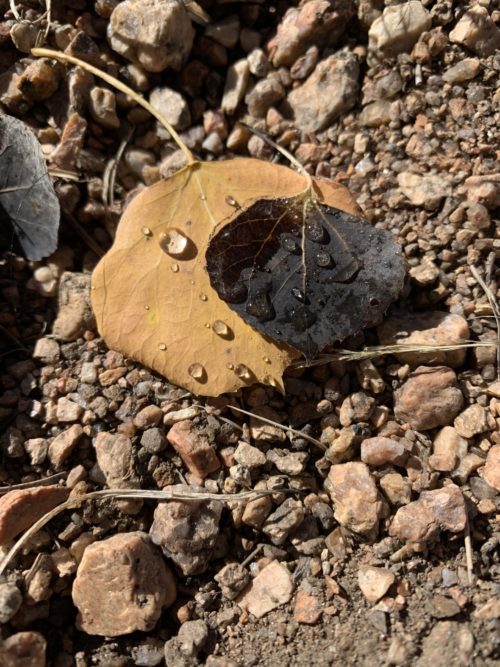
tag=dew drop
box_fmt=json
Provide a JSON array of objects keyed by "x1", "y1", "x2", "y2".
[
  {"x1": 264, "y1": 375, "x2": 278, "y2": 387},
  {"x1": 291, "y1": 287, "x2": 307, "y2": 303},
  {"x1": 226, "y1": 363, "x2": 234, "y2": 370},
  {"x1": 199, "y1": 292, "x2": 208, "y2": 301},
  {"x1": 316, "y1": 250, "x2": 332, "y2": 268},
  {"x1": 188, "y1": 363, "x2": 205, "y2": 380},
  {"x1": 171, "y1": 263, "x2": 179, "y2": 273},
  {"x1": 304, "y1": 219, "x2": 325, "y2": 243},
  {"x1": 282, "y1": 235, "x2": 298, "y2": 252},
  {"x1": 245, "y1": 291, "x2": 275, "y2": 322},
  {"x1": 158, "y1": 342, "x2": 167, "y2": 351},
  {"x1": 234, "y1": 364, "x2": 251, "y2": 380},
  {"x1": 144, "y1": 305, "x2": 150, "y2": 310},
  {"x1": 225, "y1": 195, "x2": 239, "y2": 208},
  {"x1": 200, "y1": 193, "x2": 207, "y2": 201},
  {"x1": 213, "y1": 320, "x2": 229, "y2": 337},
  {"x1": 205, "y1": 323, "x2": 211, "y2": 328},
  {"x1": 263, "y1": 356, "x2": 271, "y2": 364},
  {"x1": 290, "y1": 306, "x2": 317, "y2": 332},
  {"x1": 158, "y1": 228, "x2": 189, "y2": 257},
  {"x1": 141, "y1": 226, "x2": 153, "y2": 237}
]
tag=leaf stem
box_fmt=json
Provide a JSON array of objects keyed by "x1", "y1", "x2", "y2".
[{"x1": 31, "y1": 48, "x2": 196, "y2": 166}]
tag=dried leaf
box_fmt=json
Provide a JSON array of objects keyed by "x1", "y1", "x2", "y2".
[
  {"x1": 0, "y1": 114, "x2": 60, "y2": 260},
  {"x1": 206, "y1": 197, "x2": 406, "y2": 359},
  {"x1": 91, "y1": 159, "x2": 362, "y2": 396}
]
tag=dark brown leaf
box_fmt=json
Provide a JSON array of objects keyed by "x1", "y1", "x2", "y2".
[{"x1": 206, "y1": 197, "x2": 406, "y2": 359}]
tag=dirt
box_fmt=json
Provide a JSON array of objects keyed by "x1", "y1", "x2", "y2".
[{"x1": 0, "y1": 1, "x2": 499, "y2": 666}]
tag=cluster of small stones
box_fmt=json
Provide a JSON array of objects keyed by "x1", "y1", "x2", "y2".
[{"x1": 0, "y1": 0, "x2": 499, "y2": 666}]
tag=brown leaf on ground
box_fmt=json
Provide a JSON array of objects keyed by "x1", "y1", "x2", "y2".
[{"x1": 91, "y1": 158, "x2": 362, "y2": 396}]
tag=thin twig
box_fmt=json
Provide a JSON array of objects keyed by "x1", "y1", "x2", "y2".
[
  {"x1": 464, "y1": 511, "x2": 474, "y2": 586},
  {"x1": 470, "y1": 264, "x2": 500, "y2": 381}
]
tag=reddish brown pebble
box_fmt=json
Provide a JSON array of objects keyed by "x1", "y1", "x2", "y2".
[
  {"x1": 48, "y1": 424, "x2": 83, "y2": 468},
  {"x1": 361, "y1": 437, "x2": 408, "y2": 467},
  {"x1": 394, "y1": 366, "x2": 463, "y2": 430},
  {"x1": 0, "y1": 485, "x2": 69, "y2": 546},
  {"x1": 293, "y1": 589, "x2": 322, "y2": 624},
  {"x1": 482, "y1": 445, "x2": 500, "y2": 492},
  {"x1": 167, "y1": 419, "x2": 220, "y2": 478},
  {"x1": 72, "y1": 531, "x2": 176, "y2": 636}
]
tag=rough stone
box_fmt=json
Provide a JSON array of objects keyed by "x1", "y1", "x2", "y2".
[
  {"x1": 288, "y1": 51, "x2": 359, "y2": 133},
  {"x1": 397, "y1": 172, "x2": 451, "y2": 210},
  {"x1": 368, "y1": 1, "x2": 431, "y2": 65},
  {"x1": 249, "y1": 406, "x2": 286, "y2": 443},
  {"x1": 108, "y1": 0, "x2": 194, "y2": 72},
  {"x1": 48, "y1": 424, "x2": 83, "y2": 467},
  {"x1": 449, "y1": 6, "x2": 500, "y2": 57},
  {"x1": 380, "y1": 473, "x2": 412, "y2": 506},
  {"x1": 428, "y1": 427, "x2": 467, "y2": 472},
  {"x1": 293, "y1": 589, "x2": 322, "y2": 624},
  {"x1": 378, "y1": 312, "x2": 469, "y2": 369},
  {"x1": 241, "y1": 495, "x2": 273, "y2": 529},
  {"x1": 327, "y1": 462, "x2": 387, "y2": 538},
  {"x1": 0, "y1": 583, "x2": 23, "y2": 623},
  {"x1": 149, "y1": 87, "x2": 191, "y2": 131},
  {"x1": 233, "y1": 441, "x2": 266, "y2": 470},
  {"x1": 32, "y1": 337, "x2": 60, "y2": 364},
  {"x1": 88, "y1": 87, "x2": 120, "y2": 129},
  {"x1": 358, "y1": 566, "x2": 395, "y2": 603},
  {"x1": 361, "y1": 437, "x2": 407, "y2": 467},
  {"x1": 453, "y1": 404, "x2": 490, "y2": 439},
  {"x1": 394, "y1": 366, "x2": 463, "y2": 431},
  {"x1": 52, "y1": 272, "x2": 95, "y2": 341},
  {"x1": 150, "y1": 485, "x2": 222, "y2": 575},
  {"x1": 93, "y1": 431, "x2": 139, "y2": 489},
  {"x1": 72, "y1": 531, "x2": 175, "y2": 636},
  {"x1": 236, "y1": 560, "x2": 294, "y2": 619},
  {"x1": 267, "y1": 0, "x2": 354, "y2": 67},
  {"x1": 134, "y1": 404, "x2": 163, "y2": 429},
  {"x1": 245, "y1": 77, "x2": 284, "y2": 119},
  {"x1": 221, "y1": 59, "x2": 250, "y2": 115},
  {"x1": 339, "y1": 391, "x2": 375, "y2": 426},
  {"x1": 167, "y1": 420, "x2": 220, "y2": 479},
  {"x1": 483, "y1": 445, "x2": 500, "y2": 492},
  {"x1": 214, "y1": 563, "x2": 250, "y2": 600},
  {"x1": 262, "y1": 498, "x2": 305, "y2": 545},
  {"x1": 0, "y1": 485, "x2": 69, "y2": 545},
  {"x1": 390, "y1": 484, "x2": 466, "y2": 545},
  {"x1": 442, "y1": 58, "x2": 481, "y2": 84},
  {"x1": 51, "y1": 112, "x2": 87, "y2": 170},
  {"x1": 0, "y1": 632, "x2": 47, "y2": 667}
]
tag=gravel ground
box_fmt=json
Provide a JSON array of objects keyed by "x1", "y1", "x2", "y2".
[{"x1": 0, "y1": 1, "x2": 499, "y2": 666}]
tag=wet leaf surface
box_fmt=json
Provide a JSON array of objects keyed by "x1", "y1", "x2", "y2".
[
  {"x1": 91, "y1": 159, "x2": 364, "y2": 396},
  {"x1": 0, "y1": 114, "x2": 60, "y2": 261},
  {"x1": 206, "y1": 197, "x2": 406, "y2": 359}
]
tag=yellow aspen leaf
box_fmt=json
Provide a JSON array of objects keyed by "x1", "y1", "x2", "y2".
[{"x1": 91, "y1": 158, "x2": 362, "y2": 396}]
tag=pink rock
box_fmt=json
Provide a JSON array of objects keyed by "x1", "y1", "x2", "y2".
[
  {"x1": 293, "y1": 589, "x2": 322, "y2": 624},
  {"x1": 361, "y1": 437, "x2": 408, "y2": 467},
  {"x1": 358, "y1": 566, "x2": 395, "y2": 603},
  {"x1": 483, "y1": 445, "x2": 500, "y2": 492},
  {"x1": 0, "y1": 631, "x2": 46, "y2": 667},
  {"x1": 327, "y1": 462, "x2": 387, "y2": 538},
  {"x1": 236, "y1": 560, "x2": 294, "y2": 618},
  {"x1": 394, "y1": 366, "x2": 463, "y2": 430},
  {"x1": 167, "y1": 420, "x2": 220, "y2": 479},
  {"x1": 0, "y1": 485, "x2": 69, "y2": 546},
  {"x1": 377, "y1": 311, "x2": 469, "y2": 368},
  {"x1": 428, "y1": 427, "x2": 467, "y2": 472},
  {"x1": 454, "y1": 403, "x2": 491, "y2": 438},
  {"x1": 48, "y1": 424, "x2": 83, "y2": 468},
  {"x1": 93, "y1": 431, "x2": 138, "y2": 488},
  {"x1": 72, "y1": 531, "x2": 176, "y2": 636},
  {"x1": 390, "y1": 484, "x2": 466, "y2": 545}
]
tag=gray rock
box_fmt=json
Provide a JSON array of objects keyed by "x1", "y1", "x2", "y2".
[
  {"x1": 262, "y1": 498, "x2": 305, "y2": 545},
  {"x1": 0, "y1": 583, "x2": 22, "y2": 623},
  {"x1": 245, "y1": 77, "x2": 284, "y2": 118},
  {"x1": 149, "y1": 87, "x2": 191, "y2": 131},
  {"x1": 108, "y1": 0, "x2": 194, "y2": 72},
  {"x1": 368, "y1": 1, "x2": 431, "y2": 66},
  {"x1": 288, "y1": 51, "x2": 359, "y2": 132},
  {"x1": 150, "y1": 485, "x2": 222, "y2": 575},
  {"x1": 215, "y1": 563, "x2": 250, "y2": 600}
]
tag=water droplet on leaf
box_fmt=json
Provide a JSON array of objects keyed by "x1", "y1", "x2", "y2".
[
  {"x1": 141, "y1": 226, "x2": 153, "y2": 238},
  {"x1": 235, "y1": 364, "x2": 251, "y2": 380},
  {"x1": 291, "y1": 287, "x2": 306, "y2": 303},
  {"x1": 282, "y1": 235, "x2": 298, "y2": 252},
  {"x1": 290, "y1": 306, "x2": 317, "y2": 332},
  {"x1": 158, "y1": 342, "x2": 167, "y2": 351},
  {"x1": 213, "y1": 320, "x2": 229, "y2": 336},
  {"x1": 199, "y1": 292, "x2": 208, "y2": 301},
  {"x1": 171, "y1": 263, "x2": 179, "y2": 273},
  {"x1": 158, "y1": 228, "x2": 189, "y2": 257},
  {"x1": 316, "y1": 250, "x2": 332, "y2": 268},
  {"x1": 225, "y1": 195, "x2": 239, "y2": 208},
  {"x1": 245, "y1": 291, "x2": 275, "y2": 322},
  {"x1": 304, "y1": 219, "x2": 325, "y2": 243},
  {"x1": 188, "y1": 363, "x2": 205, "y2": 380}
]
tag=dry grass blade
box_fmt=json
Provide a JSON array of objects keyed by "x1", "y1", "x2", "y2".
[
  {"x1": 289, "y1": 340, "x2": 500, "y2": 369},
  {"x1": 0, "y1": 472, "x2": 66, "y2": 495},
  {"x1": 31, "y1": 48, "x2": 195, "y2": 165},
  {"x1": 0, "y1": 486, "x2": 289, "y2": 576},
  {"x1": 228, "y1": 405, "x2": 326, "y2": 452}
]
